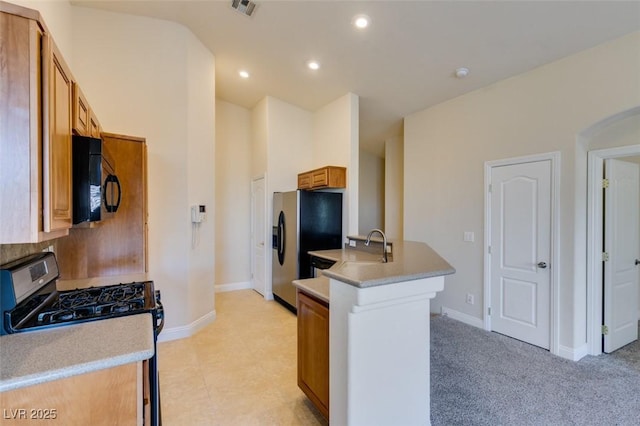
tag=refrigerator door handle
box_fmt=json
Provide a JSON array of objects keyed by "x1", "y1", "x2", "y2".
[{"x1": 277, "y1": 211, "x2": 286, "y2": 265}]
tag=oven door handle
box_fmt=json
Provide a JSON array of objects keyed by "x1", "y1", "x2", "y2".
[{"x1": 155, "y1": 300, "x2": 165, "y2": 336}]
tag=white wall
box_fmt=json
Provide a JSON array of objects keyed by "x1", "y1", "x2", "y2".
[
  {"x1": 359, "y1": 149, "x2": 384, "y2": 234},
  {"x1": 25, "y1": 2, "x2": 218, "y2": 333},
  {"x1": 404, "y1": 32, "x2": 640, "y2": 352},
  {"x1": 267, "y1": 97, "x2": 313, "y2": 194},
  {"x1": 215, "y1": 100, "x2": 252, "y2": 287},
  {"x1": 251, "y1": 98, "x2": 268, "y2": 178},
  {"x1": 313, "y1": 93, "x2": 360, "y2": 236},
  {"x1": 11, "y1": 0, "x2": 73, "y2": 64},
  {"x1": 385, "y1": 136, "x2": 404, "y2": 240},
  {"x1": 185, "y1": 32, "x2": 216, "y2": 324}
]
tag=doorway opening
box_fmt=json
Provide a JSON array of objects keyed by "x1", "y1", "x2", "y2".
[{"x1": 587, "y1": 144, "x2": 640, "y2": 355}]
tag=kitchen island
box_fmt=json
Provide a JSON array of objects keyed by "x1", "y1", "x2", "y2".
[{"x1": 296, "y1": 239, "x2": 454, "y2": 426}]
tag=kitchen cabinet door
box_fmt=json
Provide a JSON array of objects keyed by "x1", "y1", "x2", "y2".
[
  {"x1": 89, "y1": 109, "x2": 102, "y2": 138},
  {"x1": 0, "y1": 362, "x2": 141, "y2": 425},
  {"x1": 297, "y1": 166, "x2": 346, "y2": 190},
  {"x1": 72, "y1": 82, "x2": 89, "y2": 136},
  {"x1": 297, "y1": 290, "x2": 330, "y2": 419},
  {"x1": 73, "y1": 82, "x2": 102, "y2": 138},
  {"x1": 0, "y1": 10, "x2": 69, "y2": 243},
  {"x1": 43, "y1": 36, "x2": 73, "y2": 233},
  {"x1": 298, "y1": 172, "x2": 312, "y2": 189}
]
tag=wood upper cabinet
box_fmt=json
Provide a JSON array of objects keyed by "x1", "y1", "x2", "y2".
[
  {"x1": 89, "y1": 109, "x2": 102, "y2": 138},
  {"x1": 73, "y1": 82, "x2": 102, "y2": 138},
  {"x1": 72, "y1": 82, "x2": 90, "y2": 136},
  {"x1": 297, "y1": 290, "x2": 330, "y2": 419},
  {"x1": 43, "y1": 36, "x2": 73, "y2": 233},
  {"x1": 0, "y1": 10, "x2": 70, "y2": 243},
  {"x1": 298, "y1": 166, "x2": 346, "y2": 190}
]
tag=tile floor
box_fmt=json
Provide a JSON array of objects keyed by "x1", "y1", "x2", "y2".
[{"x1": 157, "y1": 290, "x2": 328, "y2": 425}]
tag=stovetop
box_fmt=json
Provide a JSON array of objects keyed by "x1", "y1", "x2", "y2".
[{"x1": 5, "y1": 281, "x2": 157, "y2": 334}]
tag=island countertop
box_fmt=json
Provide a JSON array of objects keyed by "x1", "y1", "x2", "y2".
[
  {"x1": 293, "y1": 276, "x2": 330, "y2": 303},
  {"x1": 309, "y1": 240, "x2": 455, "y2": 288}
]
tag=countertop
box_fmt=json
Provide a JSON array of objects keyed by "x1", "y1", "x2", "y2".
[
  {"x1": 308, "y1": 240, "x2": 455, "y2": 288},
  {"x1": 0, "y1": 273, "x2": 155, "y2": 393},
  {"x1": 292, "y1": 276, "x2": 330, "y2": 304},
  {"x1": 0, "y1": 314, "x2": 154, "y2": 392}
]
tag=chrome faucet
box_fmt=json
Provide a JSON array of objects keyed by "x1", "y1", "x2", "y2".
[{"x1": 365, "y1": 228, "x2": 388, "y2": 263}]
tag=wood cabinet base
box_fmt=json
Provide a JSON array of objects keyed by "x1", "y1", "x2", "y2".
[
  {"x1": 0, "y1": 363, "x2": 141, "y2": 425},
  {"x1": 297, "y1": 290, "x2": 329, "y2": 419}
]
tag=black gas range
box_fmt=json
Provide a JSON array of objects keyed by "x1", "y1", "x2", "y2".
[
  {"x1": 0, "y1": 252, "x2": 164, "y2": 426},
  {"x1": 0, "y1": 252, "x2": 163, "y2": 335}
]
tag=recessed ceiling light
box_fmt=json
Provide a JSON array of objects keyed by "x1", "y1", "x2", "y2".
[
  {"x1": 239, "y1": 70, "x2": 250, "y2": 78},
  {"x1": 353, "y1": 14, "x2": 370, "y2": 29},
  {"x1": 455, "y1": 67, "x2": 470, "y2": 79},
  {"x1": 307, "y1": 60, "x2": 320, "y2": 71}
]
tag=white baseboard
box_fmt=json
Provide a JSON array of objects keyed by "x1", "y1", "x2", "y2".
[
  {"x1": 215, "y1": 281, "x2": 252, "y2": 293},
  {"x1": 557, "y1": 343, "x2": 588, "y2": 361},
  {"x1": 157, "y1": 310, "x2": 216, "y2": 343},
  {"x1": 440, "y1": 306, "x2": 484, "y2": 329}
]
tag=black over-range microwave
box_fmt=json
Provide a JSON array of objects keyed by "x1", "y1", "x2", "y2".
[{"x1": 72, "y1": 135, "x2": 121, "y2": 224}]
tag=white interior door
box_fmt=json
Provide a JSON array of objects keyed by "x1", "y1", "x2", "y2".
[
  {"x1": 251, "y1": 177, "x2": 266, "y2": 296},
  {"x1": 490, "y1": 160, "x2": 551, "y2": 349},
  {"x1": 604, "y1": 159, "x2": 640, "y2": 353}
]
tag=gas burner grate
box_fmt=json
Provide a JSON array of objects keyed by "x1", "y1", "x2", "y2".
[{"x1": 34, "y1": 282, "x2": 148, "y2": 326}]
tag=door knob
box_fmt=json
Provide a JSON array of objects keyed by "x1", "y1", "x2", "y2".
[
  {"x1": 537, "y1": 262, "x2": 547, "y2": 269},
  {"x1": 636, "y1": 259, "x2": 640, "y2": 266}
]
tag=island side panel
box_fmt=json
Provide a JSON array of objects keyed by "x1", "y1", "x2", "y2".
[{"x1": 329, "y1": 276, "x2": 444, "y2": 426}]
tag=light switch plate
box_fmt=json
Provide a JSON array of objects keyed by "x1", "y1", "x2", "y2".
[{"x1": 463, "y1": 231, "x2": 474, "y2": 242}]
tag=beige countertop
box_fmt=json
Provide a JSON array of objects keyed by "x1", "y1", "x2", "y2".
[
  {"x1": 0, "y1": 314, "x2": 154, "y2": 392},
  {"x1": 308, "y1": 240, "x2": 455, "y2": 288},
  {"x1": 292, "y1": 276, "x2": 330, "y2": 303}
]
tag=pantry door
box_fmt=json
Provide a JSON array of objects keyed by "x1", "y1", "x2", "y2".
[
  {"x1": 603, "y1": 159, "x2": 639, "y2": 353},
  {"x1": 488, "y1": 159, "x2": 552, "y2": 349},
  {"x1": 251, "y1": 176, "x2": 266, "y2": 296}
]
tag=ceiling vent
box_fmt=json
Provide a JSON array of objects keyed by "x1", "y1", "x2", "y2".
[{"x1": 231, "y1": 0, "x2": 256, "y2": 17}]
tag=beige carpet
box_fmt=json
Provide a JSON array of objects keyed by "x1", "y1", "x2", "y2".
[{"x1": 431, "y1": 315, "x2": 640, "y2": 426}]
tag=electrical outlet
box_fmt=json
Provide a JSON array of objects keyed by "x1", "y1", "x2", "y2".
[
  {"x1": 349, "y1": 240, "x2": 356, "y2": 247},
  {"x1": 466, "y1": 293, "x2": 474, "y2": 305}
]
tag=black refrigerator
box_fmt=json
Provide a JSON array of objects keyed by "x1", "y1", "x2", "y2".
[{"x1": 272, "y1": 190, "x2": 343, "y2": 313}]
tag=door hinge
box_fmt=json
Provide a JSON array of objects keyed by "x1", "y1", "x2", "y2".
[
  {"x1": 488, "y1": 307, "x2": 492, "y2": 316},
  {"x1": 488, "y1": 246, "x2": 492, "y2": 254},
  {"x1": 602, "y1": 252, "x2": 610, "y2": 262},
  {"x1": 602, "y1": 178, "x2": 609, "y2": 189},
  {"x1": 601, "y1": 325, "x2": 609, "y2": 335},
  {"x1": 488, "y1": 183, "x2": 492, "y2": 193}
]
